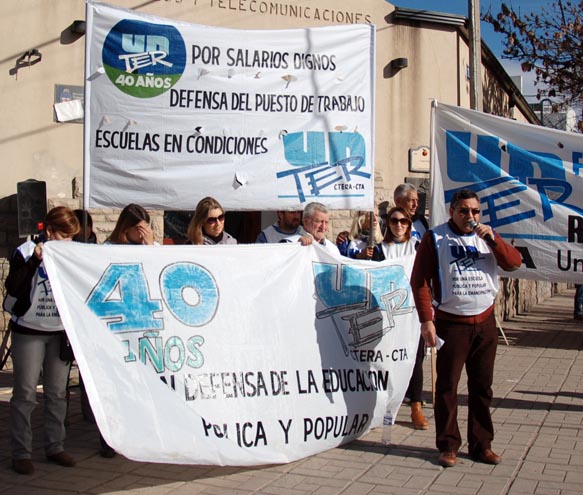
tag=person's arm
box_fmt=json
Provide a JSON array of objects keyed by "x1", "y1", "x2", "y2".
[
  {"x1": 353, "y1": 245, "x2": 374, "y2": 259},
  {"x1": 471, "y1": 223, "x2": 522, "y2": 271},
  {"x1": 255, "y1": 231, "x2": 267, "y2": 243},
  {"x1": 371, "y1": 243, "x2": 384, "y2": 262},
  {"x1": 490, "y1": 232, "x2": 522, "y2": 271},
  {"x1": 136, "y1": 222, "x2": 155, "y2": 245},
  {"x1": 420, "y1": 320, "x2": 437, "y2": 347},
  {"x1": 410, "y1": 232, "x2": 438, "y2": 346},
  {"x1": 336, "y1": 231, "x2": 349, "y2": 256},
  {"x1": 5, "y1": 249, "x2": 41, "y2": 299}
]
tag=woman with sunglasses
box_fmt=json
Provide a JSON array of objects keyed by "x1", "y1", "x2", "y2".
[
  {"x1": 106, "y1": 204, "x2": 155, "y2": 245},
  {"x1": 373, "y1": 206, "x2": 418, "y2": 260},
  {"x1": 187, "y1": 197, "x2": 237, "y2": 245},
  {"x1": 373, "y1": 206, "x2": 429, "y2": 431}
]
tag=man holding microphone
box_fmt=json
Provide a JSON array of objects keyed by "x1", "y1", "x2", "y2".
[{"x1": 410, "y1": 189, "x2": 522, "y2": 468}]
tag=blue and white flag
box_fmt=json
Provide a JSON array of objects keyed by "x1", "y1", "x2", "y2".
[{"x1": 431, "y1": 102, "x2": 583, "y2": 283}]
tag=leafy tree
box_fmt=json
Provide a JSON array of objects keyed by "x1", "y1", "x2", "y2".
[{"x1": 483, "y1": 1, "x2": 583, "y2": 128}]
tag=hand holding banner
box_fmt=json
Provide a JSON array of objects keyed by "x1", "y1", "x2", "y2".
[{"x1": 43, "y1": 242, "x2": 419, "y2": 465}]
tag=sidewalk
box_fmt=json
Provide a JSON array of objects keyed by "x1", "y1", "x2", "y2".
[{"x1": 1, "y1": 289, "x2": 581, "y2": 495}]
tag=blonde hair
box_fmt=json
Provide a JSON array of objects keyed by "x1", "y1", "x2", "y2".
[
  {"x1": 187, "y1": 197, "x2": 224, "y2": 245},
  {"x1": 349, "y1": 211, "x2": 383, "y2": 244}
]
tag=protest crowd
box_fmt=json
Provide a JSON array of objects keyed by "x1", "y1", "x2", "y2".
[
  {"x1": 3, "y1": 179, "x2": 532, "y2": 474},
  {"x1": 2, "y1": 0, "x2": 581, "y2": 483}
]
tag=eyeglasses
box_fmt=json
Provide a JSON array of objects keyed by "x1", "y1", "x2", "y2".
[
  {"x1": 457, "y1": 208, "x2": 480, "y2": 216},
  {"x1": 206, "y1": 214, "x2": 225, "y2": 224},
  {"x1": 389, "y1": 217, "x2": 411, "y2": 226}
]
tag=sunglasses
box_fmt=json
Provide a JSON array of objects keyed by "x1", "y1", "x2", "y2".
[
  {"x1": 206, "y1": 214, "x2": 225, "y2": 224},
  {"x1": 458, "y1": 208, "x2": 481, "y2": 215},
  {"x1": 389, "y1": 217, "x2": 410, "y2": 226}
]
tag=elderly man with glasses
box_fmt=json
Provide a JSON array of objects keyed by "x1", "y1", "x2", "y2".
[
  {"x1": 286, "y1": 202, "x2": 339, "y2": 255},
  {"x1": 410, "y1": 188, "x2": 522, "y2": 468}
]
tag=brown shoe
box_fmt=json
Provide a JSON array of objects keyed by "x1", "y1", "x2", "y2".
[
  {"x1": 438, "y1": 451, "x2": 457, "y2": 467},
  {"x1": 472, "y1": 448, "x2": 502, "y2": 465},
  {"x1": 12, "y1": 458, "x2": 35, "y2": 475},
  {"x1": 46, "y1": 451, "x2": 76, "y2": 467},
  {"x1": 410, "y1": 402, "x2": 429, "y2": 430}
]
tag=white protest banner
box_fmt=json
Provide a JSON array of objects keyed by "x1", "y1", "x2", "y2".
[
  {"x1": 42, "y1": 241, "x2": 418, "y2": 466},
  {"x1": 431, "y1": 102, "x2": 583, "y2": 284},
  {"x1": 84, "y1": 1, "x2": 375, "y2": 211}
]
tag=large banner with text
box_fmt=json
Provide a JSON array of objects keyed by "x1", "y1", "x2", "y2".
[
  {"x1": 431, "y1": 102, "x2": 583, "y2": 283},
  {"x1": 43, "y1": 242, "x2": 418, "y2": 465},
  {"x1": 84, "y1": 1, "x2": 375, "y2": 211}
]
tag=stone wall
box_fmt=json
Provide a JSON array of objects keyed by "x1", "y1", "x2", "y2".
[
  {"x1": 330, "y1": 169, "x2": 393, "y2": 237},
  {"x1": 495, "y1": 278, "x2": 564, "y2": 323}
]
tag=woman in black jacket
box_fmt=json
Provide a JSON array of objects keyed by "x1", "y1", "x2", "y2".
[{"x1": 5, "y1": 206, "x2": 80, "y2": 475}]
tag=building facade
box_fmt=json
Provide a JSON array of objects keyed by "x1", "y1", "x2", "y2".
[
  {"x1": 0, "y1": 1, "x2": 551, "y2": 346},
  {"x1": 0, "y1": 0, "x2": 538, "y2": 246}
]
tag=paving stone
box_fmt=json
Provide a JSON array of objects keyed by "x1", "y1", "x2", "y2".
[{"x1": 1, "y1": 290, "x2": 582, "y2": 495}]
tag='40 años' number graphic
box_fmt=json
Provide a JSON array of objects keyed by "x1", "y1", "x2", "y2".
[{"x1": 86, "y1": 262, "x2": 219, "y2": 332}]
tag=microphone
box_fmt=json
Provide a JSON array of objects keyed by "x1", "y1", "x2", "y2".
[{"x1": 468, "y1": 220, "x2": 497, "y2": 248}]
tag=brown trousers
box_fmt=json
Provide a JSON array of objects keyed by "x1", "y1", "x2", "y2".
[{"x1": 434, "y1": 312, "x2": 498, "y2": 455}]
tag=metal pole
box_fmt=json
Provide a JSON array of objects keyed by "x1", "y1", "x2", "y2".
[
  {"x1": 468, "y1": 0, "x2": 483, "y2": 111},
  {"x1": 367, "y1": 211, "x2": 374, "y2": 259}
]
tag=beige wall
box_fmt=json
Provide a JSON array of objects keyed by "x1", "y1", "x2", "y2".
[
  {"x1": 0, "y1": 0, "x2": 553, "y2": 351},
  {"x1": 2, "y1": 0, "x2": 85, "y2": 201},
  {"x1": 0, "y1": 0, "x2": 529, "y2": 237},
  {"x1": 381, "y1": 22, "x2": 461, "y2": 181}
]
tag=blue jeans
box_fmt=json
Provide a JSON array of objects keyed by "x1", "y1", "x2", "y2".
[
  {"x1": 10, "y1": 330, "x2": 71, "y2": 459},
  {"x1": 575, "y1": 285, "x2": 583, "y2": 316}
]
